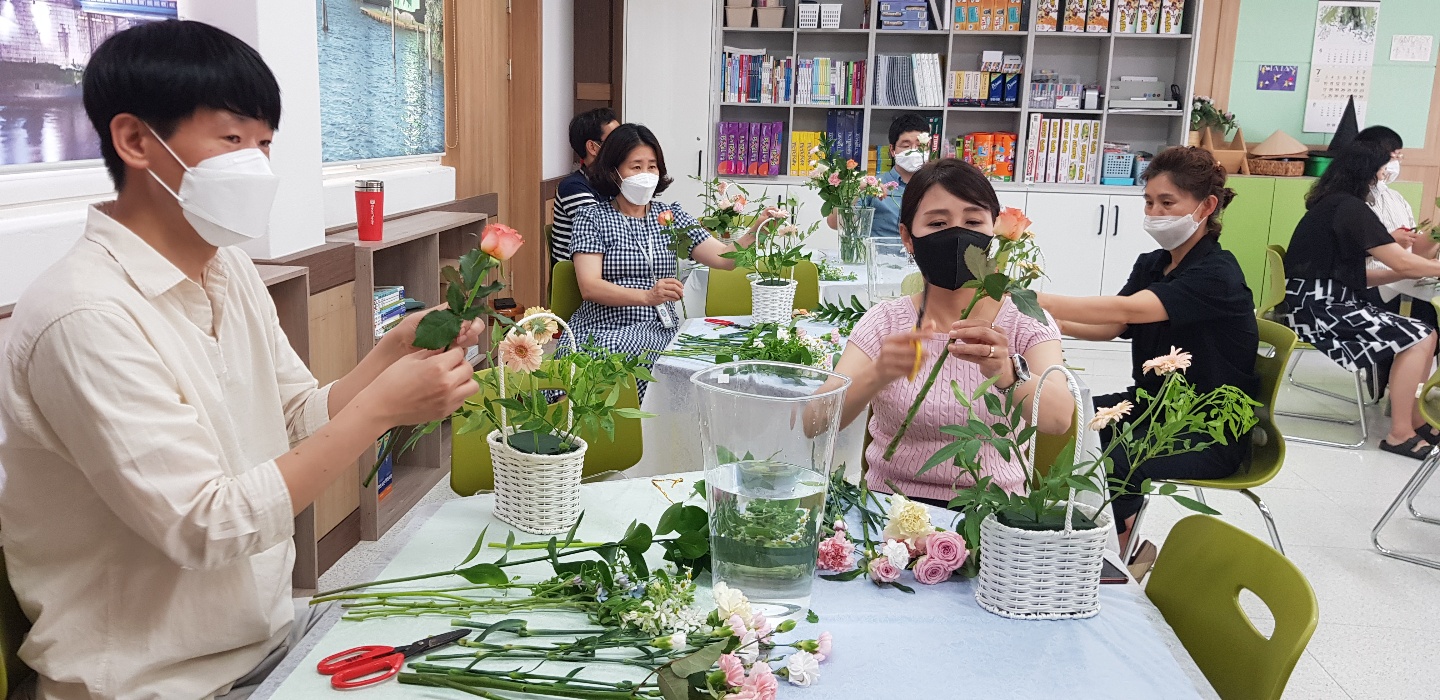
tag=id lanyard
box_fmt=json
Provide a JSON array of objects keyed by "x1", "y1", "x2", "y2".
[{"x1": 640, "y1": 217, "x2": 676, "y2": 329}]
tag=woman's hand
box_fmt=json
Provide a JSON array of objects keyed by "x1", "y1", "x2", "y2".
[
  {"x1": 947, "y1": 319, "x2": 1013, "y2": 383},
  {"x1": 874, "y1": 329, "x2": 932, "y2": 384},
  {"x1": 385, "y1": 306, "x2": 483, "y2": 354},
  {"x1": 643, "y1": 278, "x2": 685, "y2": 306}
]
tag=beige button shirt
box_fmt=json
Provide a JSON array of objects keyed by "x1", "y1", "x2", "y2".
[{"x1": 0, "y1": 205, "x2": 333, "y2": 699}]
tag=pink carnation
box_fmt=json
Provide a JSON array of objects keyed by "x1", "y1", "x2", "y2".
[
  {"x1": 815, "y1": 631, "x2": 833, "y2": 663},
  {"x1": 868, "y1": 557, "x2": 901, "y2": 584},
  {"x1": 912, "y1": 555, "x2": 954, "y2": 585},
  {"x1": 816, "y1": 533, "x2": 856, "y2": 572},
  {"x1": 727, "y1": 613, "x2": 749, "y2": 639},
  {"x1": 924, "y1": 531, "x2": 967, "y2": 570},
  {"x1": 744, "y1": 662, "x2": 778, "y2": 700},
  {"x1": 828, "y1": 172, "x2": 841, "y2": 187},
  {"x1": 751, "y1": 612, "x2": 774, "y2": 641},
  {"x1": 718, "y1": 654, "x2": 746, "y2": 688}
]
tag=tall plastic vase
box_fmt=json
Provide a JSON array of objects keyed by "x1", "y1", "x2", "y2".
[
  {"x1": 837, "y1": 206, "x2": 874, "y2": 265},
  {"x1": 691, "y1": 362, "x2": 851, "y2": 620}
]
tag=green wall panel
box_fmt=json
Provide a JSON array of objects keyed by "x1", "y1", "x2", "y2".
[{"x1": 1220, "y1": 176, "x2": 1277, "y2": 306}]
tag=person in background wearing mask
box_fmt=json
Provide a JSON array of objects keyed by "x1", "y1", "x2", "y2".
[
  {"x1": 0, "y1": 21, "x2": 481, "y2": 700},
  {"x1": 818, "y1": 159, "x2": 1072, "y2": 504},
  {"x1": 1281, "y1": 141, "x2": 1440, "y2": 460},
  {"x1": 551, "y1": 107, "x2": 620, "y2": 263},
  {"x1": 568, "y1": 124, "x2": 775, "y2": 398},
  {"x1": 826, "y1": 112, "x2": 932, "y2": 238},
  {"x1": 1357, "y1": 125, "x2": 1439, "y2": 332},
  {"x1": 1036, "y1": 146, "x2": 1260, "y2": 561}
]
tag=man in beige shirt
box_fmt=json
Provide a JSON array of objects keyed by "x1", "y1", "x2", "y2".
[{"x1": 0, "y1": 21, "x2": 478, "y2": 699}]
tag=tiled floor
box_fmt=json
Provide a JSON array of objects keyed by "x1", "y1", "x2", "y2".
[{"x1": 319, "y1": 340, "x2": 1440, "y2": 700}]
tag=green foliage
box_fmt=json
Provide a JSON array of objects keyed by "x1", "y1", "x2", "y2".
[
  {"x1": 416, "y1": 248, "x2": 510, "y2": 350},
  {"x1": 721, "y1": 194, "x2": 816, "y2": 282},
  {"x1": 809, "y1": 295, "x2": 868, "y2": 336},
  {"x1": 814, "y1": 258, "x2": 858, "y2": 282},
  {"x1": 665, "y1": 320, "x2": 841, "y2": 370},
  {"x1": 692, "y1": 177, "x2": 768, "y2": 240}
]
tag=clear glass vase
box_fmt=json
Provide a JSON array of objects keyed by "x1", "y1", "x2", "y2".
[
  {"x1": 836, "y1": 205, "x2": 874, "y2": 265},
  {"x1": 691, "y1": 361, "x2": 851, "y2": 619}
]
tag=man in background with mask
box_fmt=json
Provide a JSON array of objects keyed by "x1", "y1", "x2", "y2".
[
  {"x1": 827, "y1": 112, "x2": 931, "y2": 238},
  {"x1": 0, "y1": 21, "x2": 479, "y2": 699},
  {"x1": 1358, "y1": 125, "x2": 1439, "y2": 332},
  {"x1": 551, "y1": 107, "x2": 619, "y2": 263}
]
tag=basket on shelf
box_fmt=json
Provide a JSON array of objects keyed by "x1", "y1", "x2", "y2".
[
  {"x1": 798, "y1": 3, "x2": 819, "y2": 28},
  {"x1": 1101, "y1": 152, "x2": 1136, "y2": 186},
  {"x1": 820, "y1": 3, "x2": 842, "y2": 28},
  {"x1": 489, "y1": 313, "x2": 588, "y2": 535},
  {"x1": 974, "y1": 366, "x2": 1114, "y2": 620},
  {"x1": 748, "y1": 274, "x2": 798, "y2": 324},
  {"x1": 1246, "y1": 157, "x2": 1305, "y2": 177}
]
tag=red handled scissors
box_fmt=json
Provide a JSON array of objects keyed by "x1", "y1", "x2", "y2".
[{"x1": 316, "y1": 629, "x2": 469, "y2": 689}]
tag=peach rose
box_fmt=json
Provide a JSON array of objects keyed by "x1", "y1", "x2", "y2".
[
  {"x1": 845, "y1": 159, "x2": 858, "y2": 170},
  {"x1": 994, "y1": 207, "x2": 1032, "y2": 241},
  {"x1": 657, "y1": 209, "x2": 674, "y2": 227},
  {"x1": 480, "y1": 223, "x2": 524, "y2": 260}
]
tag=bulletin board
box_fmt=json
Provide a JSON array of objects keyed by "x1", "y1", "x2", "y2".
[{"x1": 1228, "y1": 0, "x2": 1438, "y2": 146}]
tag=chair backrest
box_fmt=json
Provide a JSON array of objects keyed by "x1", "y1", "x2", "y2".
[
  {"x1": 0, "y1": 553, "x2": 32, "y2": 697},
  {"x1": 792, "y1": 260, "x2": 820, "y2": 311},
  {"x1": 1239, "y1": 319, "x2": 1298, "y2": 485},
  {"x1": 1257, "y1": 246, "x2": 1288, "y2": 319},
  {"x1": 1147, "y1": 515, "x2": 1317, "y2": 700},
  {"x1": 550, "y1": 261, "x2": 583, "y2": 322},
  {"x1": 1032, "y1": 419, "x2": 1079, "y2": 480},
  {"x1": 1417, "y1": 338, "x2": 1440, "y2": 430},
  {"x1": 900, "y1": 271, "x2": 924, "y2": 296},
  {"x1": 451, "y1": 364, "x2": 644, "y2": 495}
]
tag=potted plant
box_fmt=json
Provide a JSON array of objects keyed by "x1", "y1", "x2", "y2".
[
  {"x1": 804, "y1": 136, "x2": 898, "y2": 264},
  {"x1": 453, "y1": 312, "x2": 657, "y2": 534},
  {"x1": 1190, "y1": 96, "x2": 1238, "y2": 146},
  {"x1": 723, "y1": 196, "x2": 817, "y2": 324},
  {"x1": 929, "y1": 355, "x2": 1258, "y2": 620}
]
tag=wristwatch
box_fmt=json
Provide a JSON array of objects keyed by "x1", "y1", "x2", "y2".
[{"x1": 997, "y1": 353, "x2": 1030, "y2": 393}]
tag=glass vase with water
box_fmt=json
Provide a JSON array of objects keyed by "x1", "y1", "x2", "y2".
[
  {"x1": 691, "y1": 361, "x2": 850, "y2": 620},
  {"x1": 837, "y1": 205, "x2": 874, "y2": 265}
]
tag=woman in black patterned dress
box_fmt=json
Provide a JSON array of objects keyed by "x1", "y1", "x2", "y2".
[
  {"x1": 1282, "y1": 141, "x2": 1440, "y2": 459},
  {"x1": 567, "y1": 124, "x2": 775, "y2": 398}
]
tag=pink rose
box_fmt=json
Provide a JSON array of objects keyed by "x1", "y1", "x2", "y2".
[
  {"x1": 744, "y1": 662, "x2": 778, "y2": 700},
  {"x1": 828, "y1": 172, "x2": 841, "y2": 187},
  {"x1": 868, "y1": 557, "x2": 900, "y2": 584},
  {"x1": 815, "y1": 631, "x2": 833, "y2": 663},
  {"x1": 924, "y1": 531, "x2": 967, "y2": 570},
  {"x1": 862, "y1": 174, "x2": 878, "y2": 186},
  {"x1": 912, "y1": 555, "x2": 954, "y2": 585},
  {"x1": 479, "y1": 223, "x2": 524, "y2": 261},
  {"x1": 718, "y1": 653, "x2": 746, "y2": 688}
]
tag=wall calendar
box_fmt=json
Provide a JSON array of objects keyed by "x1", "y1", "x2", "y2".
[{"x1": 1304, "y1": 1, "x2": 1380, "y2": 133}]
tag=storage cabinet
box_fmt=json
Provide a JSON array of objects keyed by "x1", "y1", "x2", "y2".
[
  {"x1": 1026, "y1": 192, "x2": 1156, "y2": 297},
  {"x1": 1102, "y1": 194, "x2": 1153, "y2": 295}
]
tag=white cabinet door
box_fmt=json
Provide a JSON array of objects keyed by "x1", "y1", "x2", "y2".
[
  {"x1": 1025, "y1": 192, "x2": 1109, "y2": 297},
  {"x1": 1101, "y1": 194, "x2": 1158, "y2": 296},
  {"x1": 623, "y1": 0, "x2": 714, "y2": 212},
  {"x1": 996, "y1": 190, "x2": 1027, "y2": 213}
]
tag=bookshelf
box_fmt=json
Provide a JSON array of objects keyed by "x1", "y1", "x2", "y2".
[
  {"x1": 327, "y1": 209, "x2": 487, "y2": 540},
  {"x1": 709, "y1": 0, "x2": 1203, "y2": 191}
]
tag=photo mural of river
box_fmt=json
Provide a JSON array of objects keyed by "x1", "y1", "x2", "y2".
[
  {"x1": 0, "y1": 0, "x2": 176, "y2": 166},
  {"x1": 317, "y1": 0, "x2": 445, "y2": 162}
]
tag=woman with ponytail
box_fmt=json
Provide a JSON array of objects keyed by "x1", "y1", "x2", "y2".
[{"x1": 1037, "y1": 146, "x2": 1260, "y2": 555}]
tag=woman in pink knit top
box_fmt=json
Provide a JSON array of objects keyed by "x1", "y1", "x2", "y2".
[{"x1": 831, "y1": 160, "x2": 1074, "y2": 503}]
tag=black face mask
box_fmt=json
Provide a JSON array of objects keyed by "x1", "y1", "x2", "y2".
[{"x1": 909, "y1": 226, "x2": 993, "y2": 290}]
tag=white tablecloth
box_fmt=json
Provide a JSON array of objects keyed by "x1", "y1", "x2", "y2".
[
  {"x1": 680, "y1": 251, "x2": 916, "y2": 320},
  {"x1": 629, "y1": 316, "x2": 866, "y2": 480},
  {"x1": 257, "y1": 476, "x2": 1218, "y2": 699}
]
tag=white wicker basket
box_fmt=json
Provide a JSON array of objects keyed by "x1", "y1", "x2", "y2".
[
  {"x1": 490, "y1": 312, "x2": 587, "y2": 535},
  {"x1": 749, "y1": 275, "x2": 797, "y2": 325},
  {"x1": 973, "y1": 365, "x2": 1113, "y2": 620}
]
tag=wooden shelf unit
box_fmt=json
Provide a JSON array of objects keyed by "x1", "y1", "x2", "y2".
[{"x1": 328, "y1": 209, "x2": 487, "y2": 540}]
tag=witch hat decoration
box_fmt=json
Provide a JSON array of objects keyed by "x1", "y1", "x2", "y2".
[{"x1": 1329, "y1": 95, "x2": 1360, "y2": 150}]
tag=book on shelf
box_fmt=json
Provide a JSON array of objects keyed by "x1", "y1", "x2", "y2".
[
  {"x1": 824, "y1": 109, "x2": 865, "y2": 164},
  {"x1": 373, "y1": 285, "x2": 405, "y2": 340},
  {"x1": 947, "y1": 57, "x2": 1021, "y2": 107},
  {"x1": 874, "y1": 53, "x2": 944, "y2": 107},
  {"x1": 721, "y1": 46, "x2": 794, "y2": 104},
  {"x1": 1024, "y1": 115, "x2": 1101, "y2": 184},
  {"x1": 795, "y1": 57, "x2": 866, "y2": 106},
  {"x1": 376, "y1": 431, "x2": 395, "y2": 500},
  {"x1": 718, "y1": 121, "x2": 785, "y2": 176}
]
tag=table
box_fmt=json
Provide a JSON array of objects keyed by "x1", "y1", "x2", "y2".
[
  {"x1": 680, "y1": 252, "x2": 916, "y2": 320},
  {"x1": 257, "y1": 476, "x2": 1218, "y2": 699},
  {"x1": 630, "y1": 316, "x2": 866, "y2": 479}
]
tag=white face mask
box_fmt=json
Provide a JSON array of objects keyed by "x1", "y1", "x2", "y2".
[
  {"x1": 1383, "y1": 159, "x2": 1401, "y2": 184},
  {"x1": 146, "y1": 126, "x2": 280, "y2": 247},
  {"x1": 619, "y1": 172, "x2": 660, "y2": 206},
  {"x1": 1142, "y1": 203, "x2": 1204, "y2": 251},
  {"x1": 894, "y1": 148, "x2": 928, "y2": 173}
]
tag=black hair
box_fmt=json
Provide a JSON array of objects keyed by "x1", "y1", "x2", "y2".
[
  {"x1": 1306, "y1": 141, "x2": 1391, "y2": 209},
  {"x1": 1355, "y1": 125, "x2": 1404, "y2": 154},
  {"x1": 1141, "y1": 146, "x2": 1236, "y2": 239},
  {"x1": 83, "y1": 20, "x2": 282, "y2": 189},
  {"x1": 898, "y1": 158, "x2": 1000, "y2": 232},
  {"x1": 888, "y1": 113, "x2": 931, "y2": 148},
  {"x1": 568, "y1": 107, "x2": 619, "y2": 160},
  {"x1": 586, "y1": 123, "x2": 673, "y2": 198}
]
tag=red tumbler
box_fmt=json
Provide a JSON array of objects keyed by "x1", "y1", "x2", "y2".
[{"x1": 355, "y1": 180, "x2": 385, "y2": 241}]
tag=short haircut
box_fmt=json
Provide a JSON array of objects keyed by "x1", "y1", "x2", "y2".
[
  {"x1": 83, "y1": 20, "x2": 282, "y2": 189},
  {"x1": 899, "y1": 158, "x2": 1000, "y2": 231},
  {"x1": 586, "y1": 123, "x2": 673, "y2": 198},
  {"x1": 888, "y1": 113, "x2": 931, "y2": 147},
  {"x1": 1355, "y1": 125, "x2": 1404, "y2": 154},
  {"x1": 568, "y1": 107, "x2": 619, "y2": 160}
]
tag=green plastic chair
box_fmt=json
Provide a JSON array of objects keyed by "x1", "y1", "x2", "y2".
[
  {"x1": 451, "y1": 364, "x2": 644, "y2": 495},
  {"x1": 1146, "y1": 515, "x2": 1318, "y2": 700},
  {"x1": 1371, "y1": 356, "x2": 1440, "y2": 568},
  {"x1": 550, "y1": 261, "x2": 582, "y2": 322},
  {"x1": 704, "y1": 265, "x2": 820, "y2": 317},
  {"x1": 792, "y1": 260, "x2": 820, "y2": 312},
  {"x1": 1256, "y1": 246, "x2": 1287, "y2": 320},
  {"x1": 900, "y1": 271, "x2": 924, "y2": 296},
  {"x1": 0, "y1": 553, "x2": 32, "y2": 697},
  {"x1": 1129, "y1": 319, "x2": 1297, "y2": 557}
]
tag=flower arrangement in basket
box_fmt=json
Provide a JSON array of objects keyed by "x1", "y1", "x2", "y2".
[
  {"x1": 452, "y1": 311, "x2": 658, "y2": 534},
  {"x1": 722, "y1": 196, "x2": 817, "y2": 325},
  {"x1": 804, "y1": 135, "x2": 897, "y2": 265},
  {"x1": 929, "y1": 353, "x2": 1258, "y2": 619}
]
